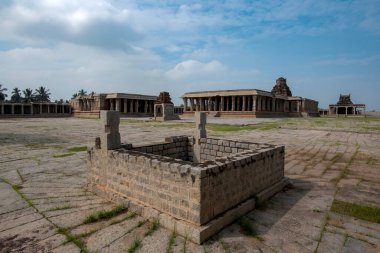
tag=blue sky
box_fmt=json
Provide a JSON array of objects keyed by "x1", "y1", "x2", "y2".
[{"x1": 0, "y1": 0, "x2": 379, "y2": 110}]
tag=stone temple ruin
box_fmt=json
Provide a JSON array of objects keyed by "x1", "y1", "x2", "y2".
[{"x1": 87, "y1": 111, "x2": 289, "y2": 243}]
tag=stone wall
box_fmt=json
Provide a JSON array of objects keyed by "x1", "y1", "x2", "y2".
[{"x1": 87, "y1": 137, "x2": 284, "y2": 226}]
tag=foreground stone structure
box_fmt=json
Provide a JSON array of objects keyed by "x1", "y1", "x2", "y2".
[
  {"x1": 71, "y1": 93, "x2": 157, "y2": 118},
  {"x1": 87, "y1": 111, "x2": 288, "y2": 243},
  {"x1": 329, "y1": 94, "x2": 366, "y2": 116},
  {"x1": 181, "y1": 77, "x2": 319, "y2": 118},
  {"x1": 0, "y1": 102, "x2": 71, "y2": 118}
]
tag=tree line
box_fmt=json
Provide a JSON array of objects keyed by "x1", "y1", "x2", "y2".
[{"x1": 0, "y1": 84, "x2": 96, "y2": 103}]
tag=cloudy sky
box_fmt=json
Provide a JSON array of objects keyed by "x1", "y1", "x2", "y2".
[{"x1": 0, "y1": 0, "x2": 379, "y2": 109}]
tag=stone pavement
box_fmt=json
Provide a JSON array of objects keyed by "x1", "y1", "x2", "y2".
[{"x1": 0, "y1": 117, "x2": 379, "y2": 252}]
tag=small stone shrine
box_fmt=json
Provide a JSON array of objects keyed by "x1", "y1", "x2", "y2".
[{"x1": 154, "y1": 91, "x2": 180, "y2": 121}]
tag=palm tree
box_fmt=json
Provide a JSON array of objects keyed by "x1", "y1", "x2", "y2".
[
  {"x1": 71, "y1": 93, "x2": 78, "y2": 100},
  {"x1": 23, "y1": 88, "x2": 34, "y2": 103},
  {"x1": 34, "y1": 86, "x2": 51, "y2": 102},
  {"x1": 78, "y1": 89, "x2": 87, "y2": 96},
  {"x1": 11, "y1": 87, "x2": 22, "y2": 103},
  {"x1": 0, "y1": 84, "x2": 7, "y2": 102}
]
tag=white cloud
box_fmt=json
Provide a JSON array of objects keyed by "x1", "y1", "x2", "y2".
[{"x1": 165, "y1": 60, "x2": 224, "y2": 80}]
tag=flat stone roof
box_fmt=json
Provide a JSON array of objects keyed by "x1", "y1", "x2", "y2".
[{"x1": 181, "y1": 89, "x2": 288, "y2": 98}]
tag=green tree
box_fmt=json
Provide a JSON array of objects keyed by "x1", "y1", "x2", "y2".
[
  {"x1": 0, "y1": 84, "x2": 7, "y2": 102},
  {"x1": 71, "y1": 93, "x2": 78, "y2": 99},
  {"x1": 23, "y1": 88, "x2": 34, "y2": 102},
  {"x1": 11, "y1": 87, "x2": 22, "y2": 103},
  {"x1": 78, "y1": 89, "x2": 87, "y2": 96},
  {"x1": 34, "y1": 86, "x2": 51, "y2": 102}
]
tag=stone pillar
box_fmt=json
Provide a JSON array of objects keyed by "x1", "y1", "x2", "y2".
[
  {"x1": 199, "y1": 98, "x2": 204, "y2": 111},
  {"x1": 232, "y1": 96, "x2": 235, "y2": 111},
  {"x1": 11, "y1": 104, "x2": 14, "y2": 115},
  {"x1": 272, "y1": 98, "x2": 276, "y2": 112},
  {"x1": 252, "y1": 95, "x2": 257, "y2": 112},
  {"x1": 237, "y1": 96, "x2": 241, "y2": 111},
  {"x1": 115, "y1": 99, "x2": 120, "y2": 112},
  {"x1": 208, "y1": 97, "x2": 212, "y2": 111},
  {"x1": 124, "y1": 100, "x2": 128, "y2": 113},
  {"x1": 247, "y1": 96, "x2": 251, "y2": 111},
  {"x1": 1, "y1": 103, "x2": 3, "y2": 115},
  {"x1": 345, "y1": 106, "x2": 348, "y2": 116},
  {"x1": 296, "y1": 101, "x2": 300, "y2": 113},
  {"x1": 183, "y1": 98, "x2": 187, "y2": 112},
  {"x1": 353, "y1": 107, "x2": 356, "y2": 115},
  {"x1": 21, "y1": 104, "x2": 24, "y2": 115},
  {"x1": 189, "y1": 98, "x2": 193, "y2": 112},
  {"x1": 220, "y1": 97, "x2": 224, "y2": 111},
  {"x1": 242, "y1": 96, "x2": 246, "y2": 111},
  {"x1": 135, "y1": 100, "x2": 139, "y2": 113},
  {"x1": 195, "y1": 98, "x2": 200, "y2": 111},
  {"x1": 55, "y1": 104, "x2": 58, "y2": 113},
  {"x1": 40, "y1": 104, "x2": 42, "y2": 114},
  {"x1": 145, "y1": 101, "x2": 148, "y2": 113},
  {"x1": 129, "y1": 100, "x2": 134, "y2": 113},
  {"x1": 214, "y1": 97, "x2": 217, "y2": 111},
  {"x1": 47, "y1": 104, "x2": 50, "y2": 114},
  {"x1": 100, "y1": 110, "x2": 121, "y2": 150},
  {"x1": 226, "y1": 97, "x2": 230, "y2": 111},
  {"x1": 193, "y1": 112, "x2": 207, "y2": 163},
  {"x1": 30, "y1": 104, "x2": 33, "y2": 115}
]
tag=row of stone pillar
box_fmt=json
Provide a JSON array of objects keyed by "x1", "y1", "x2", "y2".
[
  {"x1": 108, "y1": 98, "x2": 154, "y2": 114},
  {"x1": 0, "y1": 103, "x2": 71, "y2": 115},
  {"x1": 182, "y1": 95, "x2": 287, "y2": 113}
]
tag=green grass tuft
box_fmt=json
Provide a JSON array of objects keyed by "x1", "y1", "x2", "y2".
[
  {"x1": 57, "y1": 226, "x2": 88, "y2": 252},
  {"x1": 207, "y1": 122, "x2": 279, "y2": 132},
  {"x1": 53, "y1": 153, "x2": 75, "y2": 158},
  {"x1": 46, "y1": 204, "x2": 74, "y2": 212},
  {"x1": 67, "y1": 146, "x2": 88, "y2": 152},
  {"x1": 166, "y1": 231, "x2": 176, "y2": 253},
  {"x1": 144, "y1": 219, "x2": 159, "y2": 236},
  {"x1": 237, "y1": 217, "x2": 258, "y2": 237},
  {"x1": 83, "y1": 205, "x2": 127, "y2": 224},
  {"x1": 109, "y1": 212, "x2": 136, "y2": 225},
  {"x1": 128, "y1": 239, "x2": 141, "y2": 253},
  {"x1": 331, "y1": 200, "x2": 380, "y2": 223}
]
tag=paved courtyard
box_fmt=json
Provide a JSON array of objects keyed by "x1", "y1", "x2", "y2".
[{"x1": 0, "y1": 117, "x2": 379, "y2": 253}]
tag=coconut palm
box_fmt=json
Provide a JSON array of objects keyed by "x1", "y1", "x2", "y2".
[
  {"x1": 11, "y1": 87, "x2": 22, "y2": 103},
  {"x1": 0, "y1": 84, "x2": 7, "y2": 102},
  {"x1": 71, "y1": 93, "x2": 78, "y2": 100},
  {"x1": 78, "y1": 89, "x2": 87, "y2": 96},
  {"x1": 34, "y1": 86, "x2": 51, "y2": 102},
  {"x1": 23, "y1": 88, "x2": 34, "y2": 102}
]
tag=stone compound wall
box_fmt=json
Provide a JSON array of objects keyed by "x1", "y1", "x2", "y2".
[{"x1": 87, "y1": 111, "x2": 287, "y2": 243}]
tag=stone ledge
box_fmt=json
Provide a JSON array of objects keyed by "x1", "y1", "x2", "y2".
[{"x1": 96, "y1": 177, "x2": 290, "y2": 244}]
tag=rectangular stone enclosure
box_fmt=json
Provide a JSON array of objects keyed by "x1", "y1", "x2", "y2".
[{"x1": 87, "y1": 111, "x2": 287, "y2": 243}]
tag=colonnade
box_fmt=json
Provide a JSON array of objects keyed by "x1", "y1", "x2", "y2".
[
  {"x1": 329, "y1": 105, "x2": 366, "y2": 116},
  {"x1": 182, "y1": 95, "x2": 288, "y2": 113},
  {"x1": 0, "y1": 103, "x2": 71, "y2": 116},
  {"x1": 107, "y1": 98, "x2": 155, "y2": 114}
]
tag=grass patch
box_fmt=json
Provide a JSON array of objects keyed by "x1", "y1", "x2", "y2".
[
  {"x1": 83, "y1": 204, "x2": 127, "y2": 224},
  {"x1": 207, "y1": 122, "x2": 279, "y2": 132},
  {"x1": 57, "y1": 226, "x2": 88, "y2": 252},
  {"x1": 144, "y1": 219, "x2": 159, "y2": 236},
  {"x1": 128, "y1": 239, "x2": 141, "y2": 253},
  {"x1": 53, "y1": 153, "x2": 75, "y2": 158},
  {"x1": 330, "y1": 200, "x2": 380, "y2": 223},
  {"x1": 109, "y1": 212, "x2": 136, "y2": 225},
  {"x1": 46, "y1": 204, "x2": 74, "y2": 212},
  {"x1": 67, "y1": 146, "x2": 87, "y2": 152},
  {"x1": 166, "y1": 231, "x2": 176, "y2": 253},
  {"x1": 16, "y1": 169, "x2": 26, "y2": 183},
  {"x1": 237, "y1": 217, "x2": 257, "y2": 236}
]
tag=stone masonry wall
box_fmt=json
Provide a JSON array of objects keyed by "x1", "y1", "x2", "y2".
[
  {"x1": 197, "y1": 140, "x2": 285, "y2": 224},
  {"x1": 87, "y1": 147, "x2": 205, "y2": 226}
]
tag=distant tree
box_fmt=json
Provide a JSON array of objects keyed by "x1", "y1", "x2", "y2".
[
  {"x1": 54, "y1": 98, "x2": 64, "y2": 104},
  {"x1": 71, "y1": 93, "x2": 78, "y2": 100},
  {"x1": 11, "y1": 87, "x2": 22, "y2": 103},
  {"x1": 0, "y1": 84, "x2": 7, "y2": 102},
  {"x1": 90, "y1": 91, "x2": 95, "y2": 96},
  {"x1": 78, "y1": 89, "x2": 87, "y2": 96},
  {"x1": 23, "y1": 88, "x2": 35, "y2": 102},
  {"x1": 34, "y1": 86, "x2": 51, "y2": 102}
]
